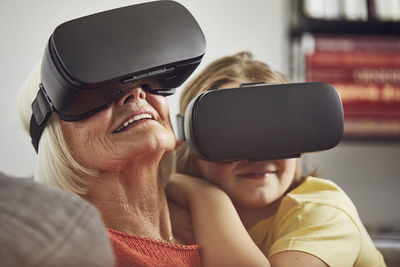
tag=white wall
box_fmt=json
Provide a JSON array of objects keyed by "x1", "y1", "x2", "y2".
[{"x1": 1, "y1": 0, "x2": 399, "y2": 229}]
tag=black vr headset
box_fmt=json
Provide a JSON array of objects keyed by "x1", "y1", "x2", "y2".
[
  {"x1": 30, "y1": 1, "x2": 206, "y2": 152},
  {"x1": 177, "y1": 82, "x2": 344, "y2": 161}
]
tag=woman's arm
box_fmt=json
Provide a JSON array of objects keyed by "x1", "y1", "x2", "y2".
[
  {"x1": 269, "y1": 251, "x2": 328, "y2": 267},
  {"x1": 168, "y1": 200, "x2": 195, "y2": 242},
  {"x1": 167, "y1": 173, "x2": 270, "y2": 267}
]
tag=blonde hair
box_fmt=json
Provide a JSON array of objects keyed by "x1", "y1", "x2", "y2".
[
  {"x1": 17, "y1": 63, "x2": 98, "y2": 195},
  {"x1": 176, "y1": 51, "x2": 310, "y2": 187}
]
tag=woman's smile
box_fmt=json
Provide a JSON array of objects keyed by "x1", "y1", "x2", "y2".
[{"x1": 112, "y1": 110, "x2": 156, "y2": 134}]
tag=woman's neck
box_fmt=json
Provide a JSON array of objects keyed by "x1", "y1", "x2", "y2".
[{"x1": 83, "y1": 157, "x2": 173, "y2": 242}]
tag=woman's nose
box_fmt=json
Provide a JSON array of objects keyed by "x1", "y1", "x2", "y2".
[{"x1": 117, "y1": 86, "x2": 146, "y2": 106}]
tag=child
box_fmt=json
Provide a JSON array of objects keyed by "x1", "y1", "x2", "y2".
[{"x1": 167, "y1": 52, "x2": 386, "y2": 266}]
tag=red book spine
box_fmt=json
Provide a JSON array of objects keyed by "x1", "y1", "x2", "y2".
[
  {"x1": 343, "y1": 107, "x2": 400, "y2": 119},
  {"x1": 307, "y1": 66, "x2": 400, "y2": 84},
  {"x1": 331, "y1": 82, "x2": 400, "y2": 105},
  {"x1": 313, "y1": 34, "x2": 400, "y2": 53},
  {"x1": 334, "y1": 82, "x2": 400, "y2": 119},
  {"x1": 344, "y1": 117, "x2": 400, "y2": 137},
  {"x1": 306, "y1": 51, "x2": 400, "y2": 67}
]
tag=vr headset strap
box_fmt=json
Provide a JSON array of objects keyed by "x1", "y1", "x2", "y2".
[
  {"x1": 176, "y1": 114, "x2": 186, "y2": 141},
  {"x1": 30, "y1": 84, "x2": 53, "y2": 153}
]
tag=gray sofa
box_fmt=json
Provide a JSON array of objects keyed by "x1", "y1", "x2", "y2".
[{"x1": 0, "y1": 172, "x2": 115, "y2": 267}]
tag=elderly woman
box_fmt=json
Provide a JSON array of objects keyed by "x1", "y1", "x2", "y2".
[
  {"x1": 16, "y1": 2, "x2": 204, "y2": 266},
  {"x1": 17, "y1": 61, "x2": 201, "y2": 266}
]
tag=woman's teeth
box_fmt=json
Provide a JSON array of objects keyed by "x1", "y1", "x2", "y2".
[{"x1": 114, "y1": 113, "x2": 152, "y2": 133}]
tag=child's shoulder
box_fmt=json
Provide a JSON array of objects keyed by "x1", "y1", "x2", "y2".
[
  {"x1": 290, "y1": 176, "x2": 343, "y2": 196},
  {"x1": 282, "y1": 176, "x2": 358, "y2": 216}
]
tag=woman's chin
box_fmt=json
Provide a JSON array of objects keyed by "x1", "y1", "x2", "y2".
[{"x1": 128, "y1": 133, "x2": 175, "y2": 156}]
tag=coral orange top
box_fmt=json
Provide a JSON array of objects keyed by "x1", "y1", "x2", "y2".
[{"x1": 108, "y1": 228, "x2": 201, "y2": 267}]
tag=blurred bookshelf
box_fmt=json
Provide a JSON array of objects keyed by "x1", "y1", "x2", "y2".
[{"x1": 289, "y1": 0, "x2": 400, "y2": 141}]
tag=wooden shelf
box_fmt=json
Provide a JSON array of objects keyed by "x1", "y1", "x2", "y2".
[
  {"x1": 289, "y1": 0, "x2": 400, "y2": 38},
  {"x1": 290, "y1": 18, "x2": 400, "y2": 38}
]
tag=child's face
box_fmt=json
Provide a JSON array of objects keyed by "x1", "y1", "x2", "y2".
[
  {"x1": 195, "y1": 158, "x2": 297, "y2": 209},
  {"x1": 194, "y1": 81, "x2": 296, "y2": 209}
]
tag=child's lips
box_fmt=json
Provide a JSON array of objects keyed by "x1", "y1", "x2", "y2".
[{"x1": 237, "y1": 171, "x2": 276, "y2": 179}]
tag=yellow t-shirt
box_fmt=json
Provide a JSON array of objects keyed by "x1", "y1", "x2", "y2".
[{"x1": 248, "y1": 177, "x2": 386, "y2": 267}]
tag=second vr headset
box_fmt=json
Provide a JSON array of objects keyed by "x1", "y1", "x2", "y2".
[
  {"x1": 177, "y1": 82, "x2": 344, "y2": 161},
  {"x1": 30, "y1": 1, "x2": 206, "y2": 152}
]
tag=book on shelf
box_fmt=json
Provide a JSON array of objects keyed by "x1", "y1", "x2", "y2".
[
  {"x1": 306, "y1": 51, "x2": 400, "y2": 67},
  {"x1": 309, "y1": 81, "x2": 400, "y2": 137},
  {"x1": 301, "y1": 0, "x2": 400, "y2": 22},
  {"x1": 310, "y1": 34, "x2": 400, "y2": 53},
  {"x1": 343, "y1": 0, "x2": 368, "y2": 21},
  {"x1": 311, "y1": 82, "x2": 400, "y2": 104},
  {"x1": 304, "y1": 81, "x2": 400, "y2": 129},
  {"x1": 307, "y1": 67, "x2": 400, "y2": 84},
  {"x1": 335, "y1": 82, "x2": 400, "y2": 119},
  {"x1": 344, "y1": 117, "x2": 400, "y2": 138},
  {"x1": 302, "y1": 0, "x2": 368, "y2": 21},
  {"x1": 343, "y1": 108, "x2": 400, "y2": 120},
  {"x1": 302, "y1": 33, "x2": 400, "y2": 137},
  {"x1": 371, "y1": 0, "x2": 400, "y2": 22}
]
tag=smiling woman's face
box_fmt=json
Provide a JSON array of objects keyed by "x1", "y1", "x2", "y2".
[{"x1": 60, "y1": 86, "x2": 175, "y2": 171}]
